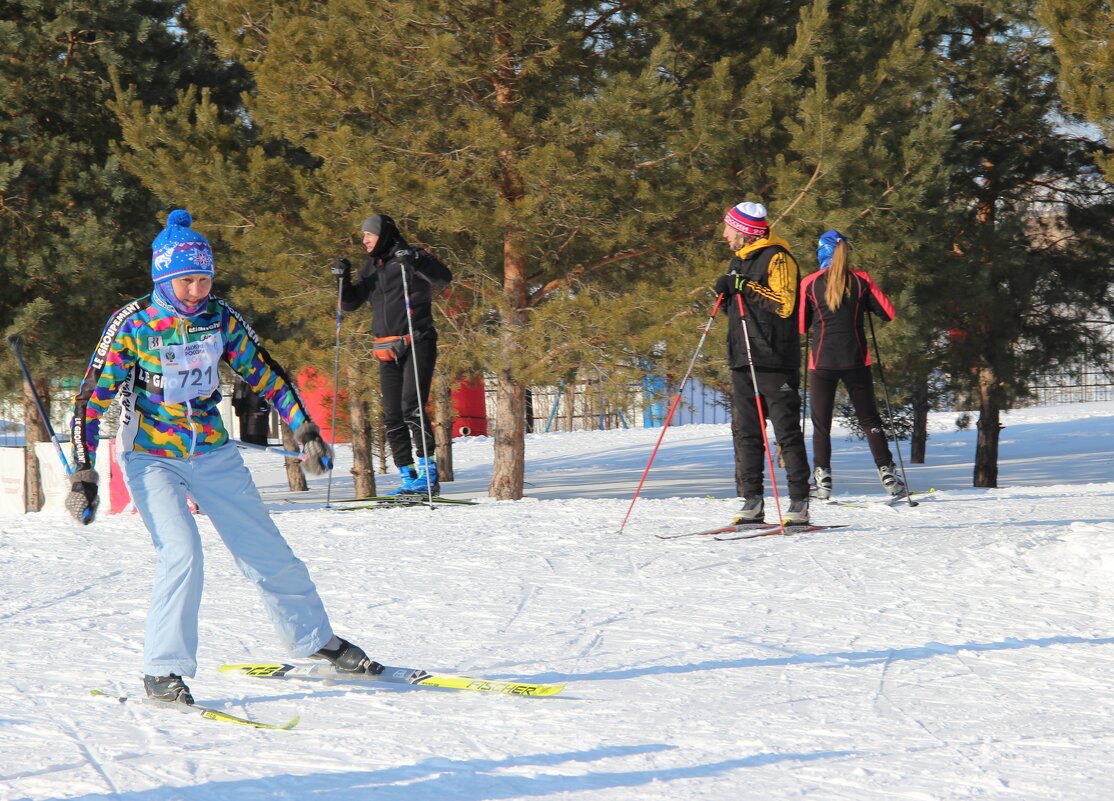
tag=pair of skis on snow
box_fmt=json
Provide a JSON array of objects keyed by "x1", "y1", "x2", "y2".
[
  {"x1": 659, "y1": 489, "x2": 932, "y2": 541},
  {"x1": 657, "y1": 521, "x2": 852, "y2": 541},
  {"x1": 92, "y1": 660, "x2": 564, "y2": 730}
]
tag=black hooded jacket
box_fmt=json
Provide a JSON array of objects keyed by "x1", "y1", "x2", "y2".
[{"x1": 340, "y1": 215, "x2": 452, "y2": 338}]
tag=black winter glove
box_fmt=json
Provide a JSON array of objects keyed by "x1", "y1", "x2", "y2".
[
  {"x1": 65, "y1": 468, "x2": 99, "y2": 525},
  {"x1": 714, "y1": 273, "x2": 750, "y2": 296},
  {"x1": 330, "y1": 258, "x2": 351, "y2": 278},
  {"x1": 294, "y1": 423, "x2": 334, "y2": 475}
]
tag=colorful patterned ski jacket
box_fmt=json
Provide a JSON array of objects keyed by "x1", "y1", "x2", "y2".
[
  {"x1": 799, "y1": 269, "x2": 896, "y2": 370},
  {"x1": 71, "y1": 292, "x2": 313, "y2": 470}
]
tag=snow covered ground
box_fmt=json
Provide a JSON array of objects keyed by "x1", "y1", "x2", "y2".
[{"x1": 2, "y1": 401, "x2": 1114, "y2": 800}]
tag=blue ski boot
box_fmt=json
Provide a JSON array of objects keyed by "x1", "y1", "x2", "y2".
[
  {"x1": 412, "y1": 456, "x2": 440, "y2": 496},
  {"x1": 386, "y1": 465, "x2": 419, "y2": 496}
]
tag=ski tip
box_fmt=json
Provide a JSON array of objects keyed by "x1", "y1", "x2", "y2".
[{"x1": 90, "y1": 688, "x2": 125, "y2": 703}]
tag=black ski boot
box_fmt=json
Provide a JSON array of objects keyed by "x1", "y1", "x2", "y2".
[
  {"x1": 732, "y1": 497, "x2": 764, "y2": 525},
  {"x1": 312, "y1": 636, "x2": 385, "y2": 675},
  {"x1": 144, "y1": 673, "x2": 194, "y2": 705}
]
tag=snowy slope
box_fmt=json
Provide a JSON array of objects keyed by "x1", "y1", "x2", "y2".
[{"x1": 2, "y1": 403, "x2": 1113, "y2": 800}]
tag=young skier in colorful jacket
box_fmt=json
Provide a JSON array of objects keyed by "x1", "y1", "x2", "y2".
[{"x1": 67, "y1": 209, "x2": 381, "y2": 705}]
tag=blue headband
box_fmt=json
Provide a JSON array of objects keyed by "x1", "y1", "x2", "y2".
[{"x1": 816, "y1": 229, "x2": 845, "y2": 270}]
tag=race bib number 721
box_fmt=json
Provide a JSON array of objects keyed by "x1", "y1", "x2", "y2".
[{"x1": 161, "y1": 335, "x2": 222, "y2": 405}]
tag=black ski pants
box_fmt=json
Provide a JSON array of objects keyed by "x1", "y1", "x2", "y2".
[
  {"x1": 730, "y1": 367, "x2": 811, "y2": 501},
  {"x1": 379, "y1": 335, "x2": 438, "y2": 468},
  {"x1": 808, "y1": 365, "x2": 893, "y2": 468}
]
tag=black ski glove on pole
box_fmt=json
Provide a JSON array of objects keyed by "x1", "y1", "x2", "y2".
[
  {"x1": 714, "y1": 273, "x2": 750, "y2": 296},
  {"x1": 294, "y1": 423, "x2": 334, "y2": 475},
  {"x1": 65, "y1": 468, "x2": 99, "y2": 525},
  {"x1": 330, "y1": 258, "x2": 351, "y2": 278}
]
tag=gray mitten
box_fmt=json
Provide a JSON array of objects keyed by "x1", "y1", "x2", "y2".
[
  {"x1": 65, "y1": 468, "x2": 99, "y2": 525},
  {"x1": 294, "y1": 423, "x2": 334, "y2": 475}
]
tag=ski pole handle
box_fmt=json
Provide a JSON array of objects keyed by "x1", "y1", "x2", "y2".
[
  {"x1": 232, "y1": 440, "x2": 304, "y2": 460},
  {"x1": 231, "y1": 439, "x2": 334, "y2": 471}
]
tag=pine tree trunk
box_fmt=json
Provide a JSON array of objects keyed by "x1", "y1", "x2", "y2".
[
  {"x1": 372, "y1": 390, "x2": 387, "y2": 474},
  {"x1": 910, "y1": 378, "x2": 929, "y2": 464},
  {"x1": 23, "y1": 379, "x2": 47, "y2": 512},
  {"x1": 347, "y1": 369, "x2": 375, "y2": 498},
  {"x1": 488, "y1": 210, "x2": 529, "y2": 497},
  {"x1": 433, "y1": 378, "x2": 454, "y2": 483},
  {"x1": 490, "y1": 368, "x2": 525, "y2": 499},
  {"x1": 973, "y1": 366, "x2": 1000, "y2": 488},
  {"x1": 280, "y1": 420, "x2": 308, "y2": 492}
]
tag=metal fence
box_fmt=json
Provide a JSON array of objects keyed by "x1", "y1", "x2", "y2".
[
  {"x1": 1026, "y1": 368, "x2": 1114, "y2": 405},
  {"x1": 488, "y1": 377, "x2": 731, "y2": 433}
]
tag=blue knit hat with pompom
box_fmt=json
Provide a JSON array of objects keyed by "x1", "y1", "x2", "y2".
[{"x1": 151, "y1": 209, "x2": 213, "y2": 281}]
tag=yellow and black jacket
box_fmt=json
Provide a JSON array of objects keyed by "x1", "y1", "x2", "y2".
[{"x1": 724, "y1": 232, "x2": 801, "y2": 371}]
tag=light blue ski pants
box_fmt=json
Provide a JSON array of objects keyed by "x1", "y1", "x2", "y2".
[{"x1": 122, "y1": 444, "x2": 333, "y2": 677}]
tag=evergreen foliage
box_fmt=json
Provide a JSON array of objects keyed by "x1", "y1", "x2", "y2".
[
  {"x1": 1037, "y1": 0, "x2": 1114, "y2": 180},
  {"x1": 927, "y1": 2, "x2": 1114, "y2": 487},
  {"x1": 108, "y1": 0, "x2": 960, "y2": 498},
  {"x1": 5, "y1": 0, "x2": 1104, "y2": 500},
  {"x1": 0, "y1": 0, "x2": 247, "y2": 398}
]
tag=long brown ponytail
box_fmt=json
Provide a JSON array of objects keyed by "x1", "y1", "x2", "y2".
[{"x1": 823, "y1": 240, "x2": 851, "y2": 311}]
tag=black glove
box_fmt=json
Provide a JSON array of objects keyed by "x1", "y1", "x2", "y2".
[
  {"x1": 65, "y1": 468, "x2": 99, "y2": 525},
  {"x1": 714, "y1": 273, "x2": 750, "y2": 296},
  {"x1": 294, "y1": 423, "x2": 334, "y2": 475},
  {"x1": 330, "y1": 258, "x2": 351, "y2": 278}
]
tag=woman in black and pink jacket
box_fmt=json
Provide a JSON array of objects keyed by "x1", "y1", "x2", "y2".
[{"x1": 799, "y1": 229, "x2": 905, "y2": 500}]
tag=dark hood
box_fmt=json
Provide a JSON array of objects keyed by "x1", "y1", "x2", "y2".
[{"x1": 362, "y1": 214, "x2": 408, "y2": 260}]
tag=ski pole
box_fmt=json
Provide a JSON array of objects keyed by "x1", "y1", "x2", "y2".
[
  {"x1": 7, "y1": 335, "x2": 75, "y2": 475},
  {"x1": 326, "y1": 270, "x2": 343, "y2": 508},
  {"x1": 233, "y1": 440, "x2": 306, "y2": 460},
  {"x1": 7, "y1": 335, "x2": 94, "y2": 524},
  {"x1": 735, "y1": 292, "x2": 785, "y2": 530},
  {"x1": 618, "y1": 294, "x2": 725, "y2": 534},
  {"x1": 867, "y1": 313, "x2": 916, "y2": 507},
  {"x1": 397, "y1": 252, "x2": 436, "y2": 507}
]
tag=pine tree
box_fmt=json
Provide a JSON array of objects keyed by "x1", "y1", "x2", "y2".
[
  {"x1": 928, "y1": 3, "x2": 1114, "y2": 487},
  {"x1": 0, "y1": 0, "x2": 243, "y2": 506}
]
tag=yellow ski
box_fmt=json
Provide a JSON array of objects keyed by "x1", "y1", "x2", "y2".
[
  {"x1": 220, "y1": 662, "x2": 565, "y2": 697},
  {"x1": 90, "y1": 689, "x2": 299, "y2": 730}
]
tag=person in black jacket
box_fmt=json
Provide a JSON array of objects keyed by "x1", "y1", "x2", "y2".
[
  {"x1": 799, "y1": 229, "x2": 904, "y2": 500},
  {"x1": 713, "y1": 202, "x2": 811, "y2": 525},
  {"x1": 332, "y1": 214, "x2": 452, "y2": 495}
]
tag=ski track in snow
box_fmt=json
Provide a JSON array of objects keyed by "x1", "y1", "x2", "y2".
[{"x1": 1, "y1": 403, "x2": 1114, "y2": 799}]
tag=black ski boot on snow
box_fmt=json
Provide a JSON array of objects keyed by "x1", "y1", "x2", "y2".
[
  {"x1": 312, "y1": 636, "x2": 385, "y2": 675},
  {"x1": 732, "y1": 497, "x2": 765, "y2": 525},
  {"x1": 144, "y1": 673, "x2": 194, "y2": 705}
]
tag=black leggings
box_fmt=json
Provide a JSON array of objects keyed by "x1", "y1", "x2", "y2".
[
  {"x1": 379, "y1": 335, "x2": 438, "y2": 467},
  {"x1": 808, "y1": 365, "x2": 892, "y2": 468}
]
